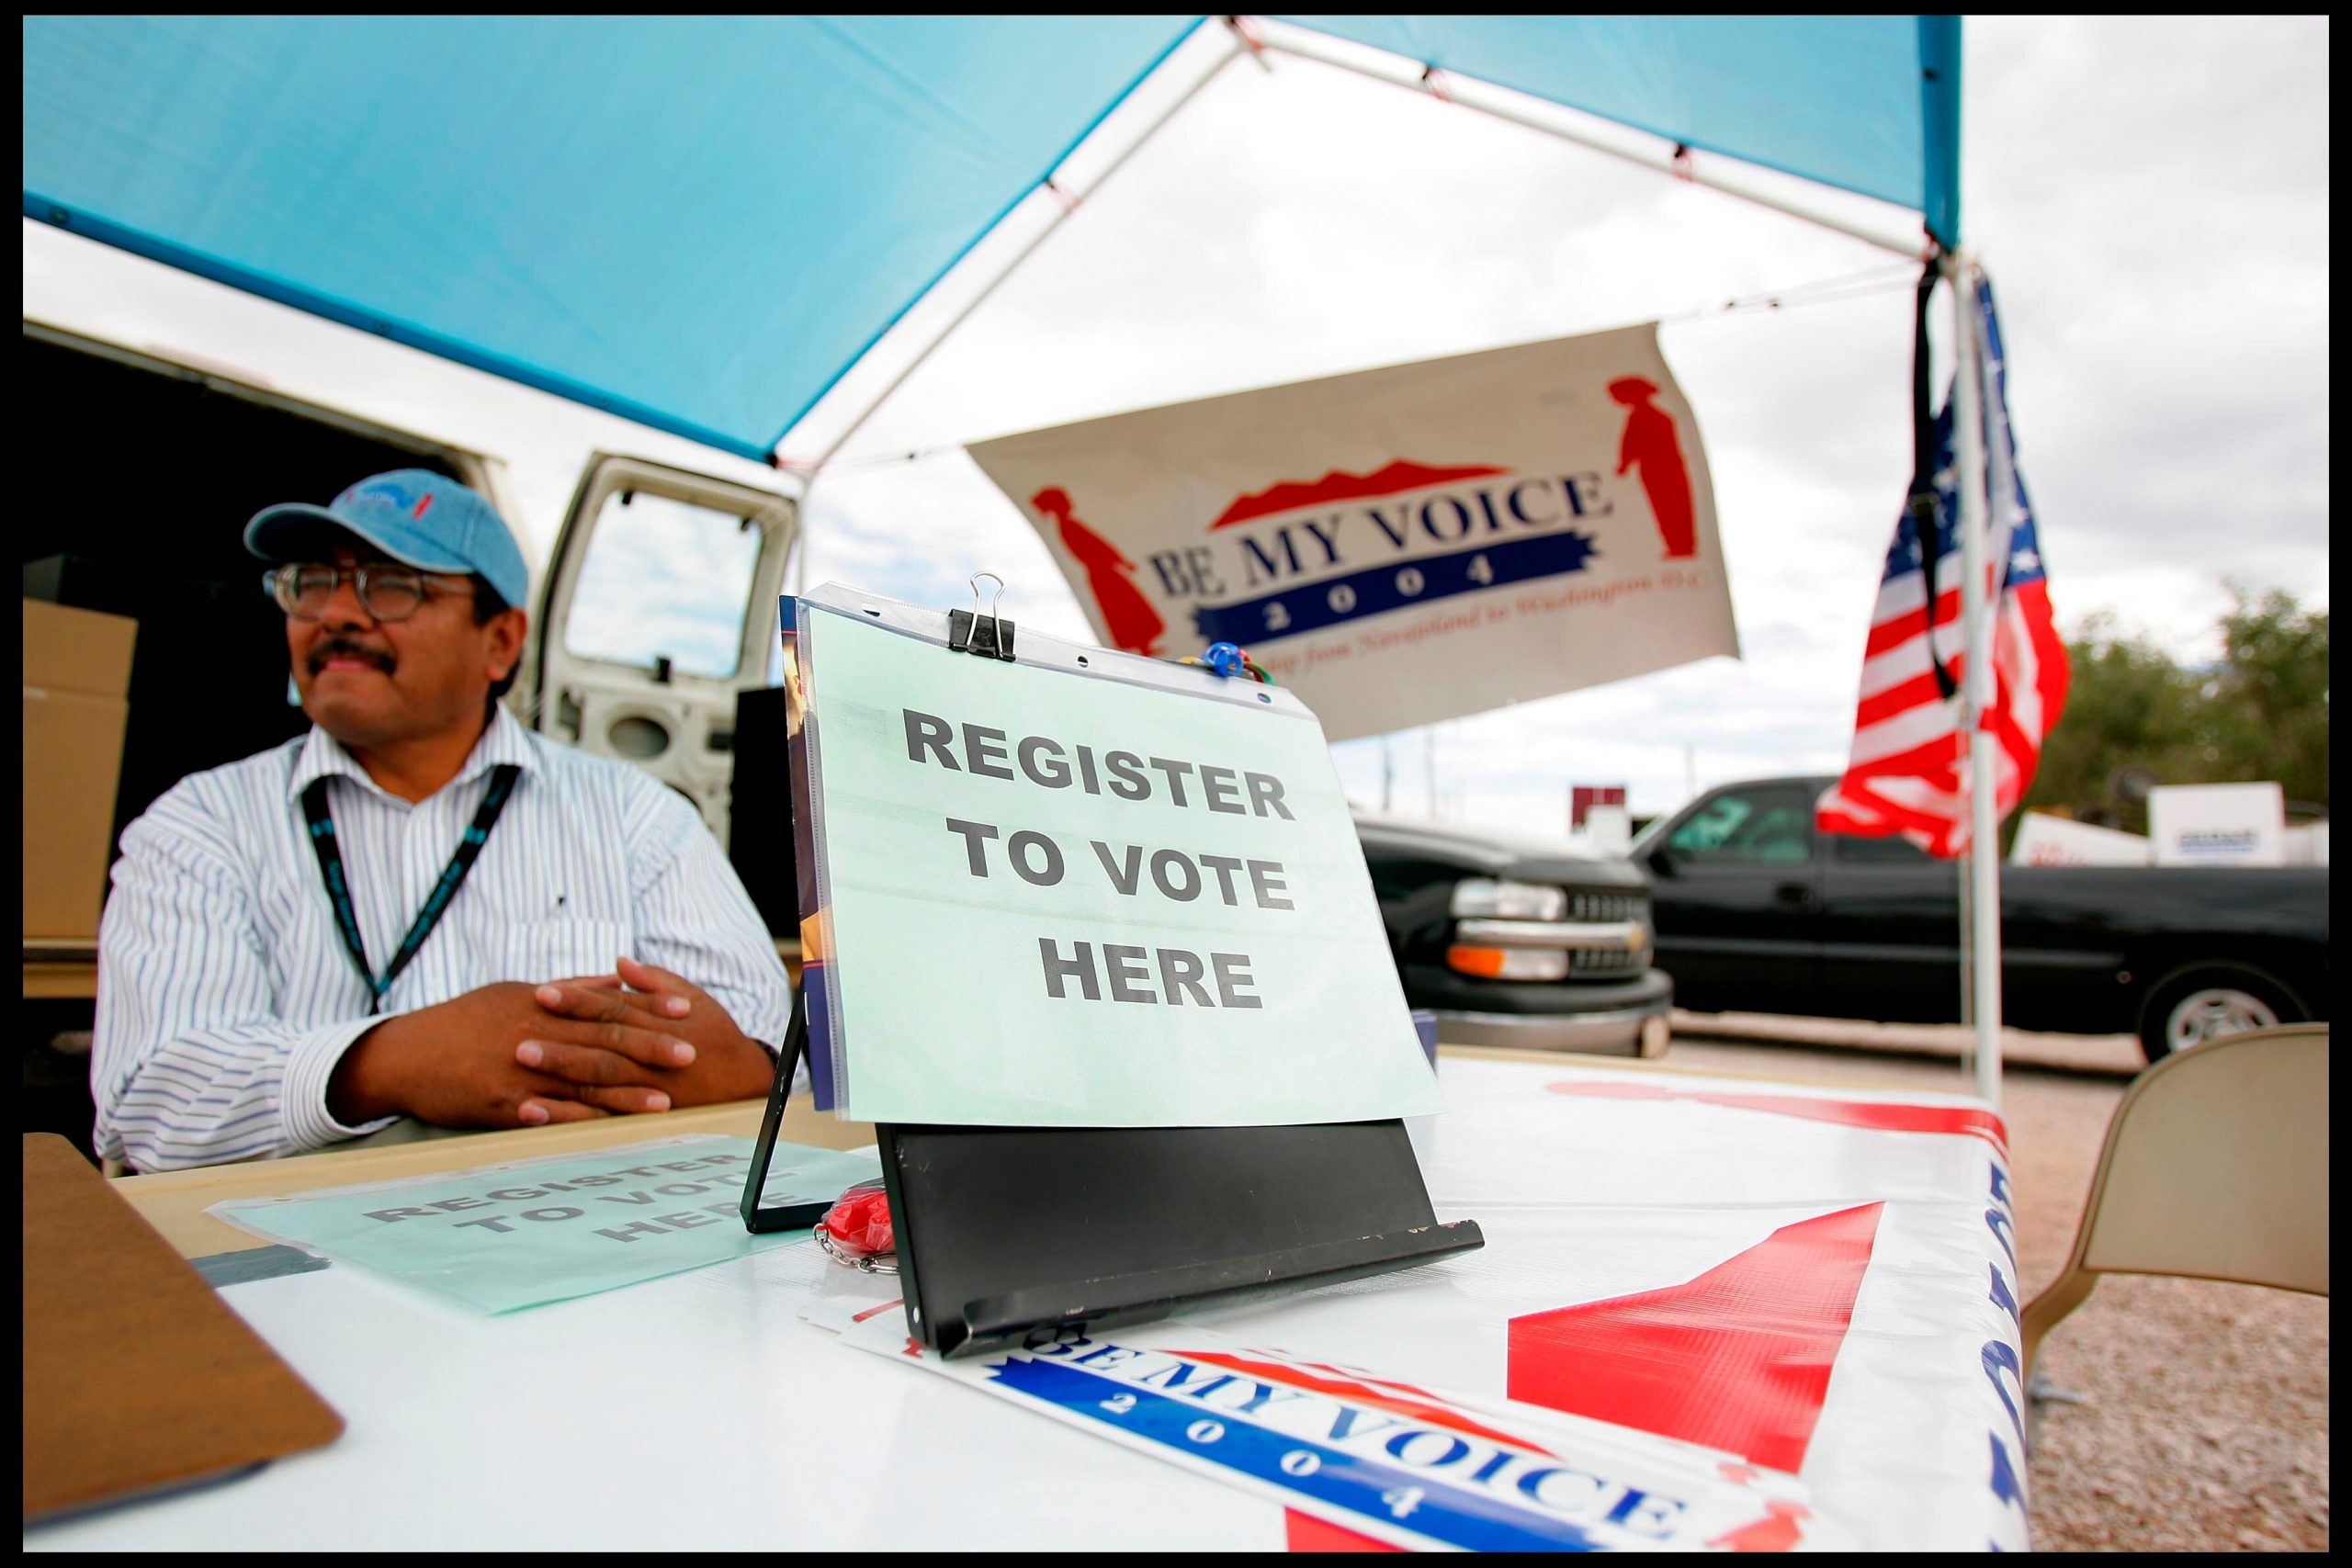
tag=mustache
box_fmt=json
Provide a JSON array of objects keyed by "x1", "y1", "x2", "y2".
[{"x1": 307, "y1": 637, "x2": 396, "y2": 676}]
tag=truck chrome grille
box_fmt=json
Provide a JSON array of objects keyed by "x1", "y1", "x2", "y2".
[
  {"x1": 1568, "y1": 891, "x2": 1641, "y2": 923},
  {"x1": 1452, "y1": 886, "x2": 1653, "y2": 985}
]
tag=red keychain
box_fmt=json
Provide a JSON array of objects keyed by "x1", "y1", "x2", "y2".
[{"x1": 813, "y1": 1179, "x2": 897, "y2": 1273}]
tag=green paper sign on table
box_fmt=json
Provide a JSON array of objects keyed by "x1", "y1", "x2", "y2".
[
  {"x1": 792, "y1": 584, "x2": 1442, "y2": 1129},
  {"x1": 211, "y1": 1135, "x2": 879, "y2": 1314}
]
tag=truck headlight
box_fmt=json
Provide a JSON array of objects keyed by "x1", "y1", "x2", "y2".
[
  {"x1": 1449, "y1": 878, "x2": 1566, "y2": 922},
  {"x1": 1446, "y1": 944, "x2": 1570, "y2": 982}
]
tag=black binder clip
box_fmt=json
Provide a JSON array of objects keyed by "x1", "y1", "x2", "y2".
[{"x1": 947, "y1": 571, "x2": 1015, "y2": 660}]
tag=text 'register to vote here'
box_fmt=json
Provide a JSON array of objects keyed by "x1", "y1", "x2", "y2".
[{"x1": 900, "y1": 707, "x2": 1302, "y2": 1008}]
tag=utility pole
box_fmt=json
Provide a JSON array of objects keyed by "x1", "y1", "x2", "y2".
[{"x1": 1425, "y1": 727, "x2": 1438, "y2": 820}]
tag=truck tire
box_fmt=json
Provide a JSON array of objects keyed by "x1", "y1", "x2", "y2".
[{"x1": 2136, "y1": 962, "x2": 2305, "y2": 1064}]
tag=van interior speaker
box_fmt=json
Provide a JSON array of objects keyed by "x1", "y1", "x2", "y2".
[{"x1": 605, "y1": 714, "x2": 672, "y2": 758}]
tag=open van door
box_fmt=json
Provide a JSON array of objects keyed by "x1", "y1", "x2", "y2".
[{"x1": 524, "y1": 454, "x2": 797, "y2": 844}]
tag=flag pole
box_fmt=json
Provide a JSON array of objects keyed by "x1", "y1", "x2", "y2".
[{"x1": 1950, "y1": 251, "x2": 2003, "y2": 1106}]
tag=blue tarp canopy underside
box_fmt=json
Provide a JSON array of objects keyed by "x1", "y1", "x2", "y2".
[{"x1": 21, "y1": 17, "x2": 1960, "y2": 461}]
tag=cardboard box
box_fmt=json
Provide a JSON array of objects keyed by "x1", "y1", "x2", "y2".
[{"x1": 23, "y1": 598, "x2": 137, "y2": 942}]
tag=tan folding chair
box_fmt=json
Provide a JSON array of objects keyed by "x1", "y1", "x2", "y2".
[{"x1": 2021, "y1": 1022, "x2": 2329, "y2": 1382}]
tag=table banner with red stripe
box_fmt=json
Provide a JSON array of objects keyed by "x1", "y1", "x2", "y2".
[{"x1": 814, "y1": 1055, "x2": 2030, "y2": 1551}]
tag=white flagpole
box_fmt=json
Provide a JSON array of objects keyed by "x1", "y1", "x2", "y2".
[{"x1": 1950, "y1": 252, "x2": 2003, "y2": 1105}]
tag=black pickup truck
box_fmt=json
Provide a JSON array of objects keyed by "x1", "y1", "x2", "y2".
[{"x1": 1635, "y1": 775, "x2": 2330, "y2": 1062}]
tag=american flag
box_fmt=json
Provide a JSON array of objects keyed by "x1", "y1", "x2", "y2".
[{"x1": 1816, "y1": 275, "x2": 2070, "y2": 858}]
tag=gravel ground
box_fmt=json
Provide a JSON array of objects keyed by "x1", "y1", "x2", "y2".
[{"x1": 1666, "y1": 1014, "x2": 2329, "y2": 1553}]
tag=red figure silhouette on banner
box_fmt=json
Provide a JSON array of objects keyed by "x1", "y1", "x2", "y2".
[
  {"x1": 1610, "y1": 376, "x2": 1698, "y2": 559},
  {"x1": 1032, "y1": 487, "x2": 1165, "y2": 656}
]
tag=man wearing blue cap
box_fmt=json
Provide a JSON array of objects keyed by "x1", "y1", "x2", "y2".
[{"x1": 91, "y1": 470, "x2": 795, "y2": 1171}]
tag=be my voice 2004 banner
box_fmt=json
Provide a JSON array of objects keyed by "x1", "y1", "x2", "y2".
[{"x1": 967, "y1": 324, "x2": 1740, "y2": 742}]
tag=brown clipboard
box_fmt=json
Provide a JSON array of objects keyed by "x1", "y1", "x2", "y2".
[{"x1": 21, "y1": 1134, "x2": 345, "y2": 1524}]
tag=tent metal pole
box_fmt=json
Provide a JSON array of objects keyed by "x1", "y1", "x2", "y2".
[
  {"x1": 1950, "y1": 250, "x2": 2003, "y2": 1107},
  {"x1": 798, "y1": 26, "x2": 1248, "y2": 474},
  {"x1": 1246, "y1": 18, "x2": 1932, "y2": 263}
]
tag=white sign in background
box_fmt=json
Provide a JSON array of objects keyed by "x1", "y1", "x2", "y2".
[
  {"x1": 2147, "y1": 782, "x2": 2288, "y2": 867},
  {"x1": 967, "y1": 324, "x2": 1740, "y2": 742},
  {"x1": 798, "y1": 592, "x2": 1440, "y2": 1128}
]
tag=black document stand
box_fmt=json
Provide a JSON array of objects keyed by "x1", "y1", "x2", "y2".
[
  {"x1": 880, "y1": 1120, "x2": 1481, "y2": 1358},
  {"x1": 737, "y1": 996, "x2": 830, "y2": 1234},
  {"x1": 740, "y1": 592, "x2": 1482, "y2": 1353}
]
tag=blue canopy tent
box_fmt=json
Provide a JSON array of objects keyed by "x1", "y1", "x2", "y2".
[
  {"x1": 20, "y1": 15, "x2": 2008, "y2": 1098},
  {"x1": 22, "y1": 15, "x2": 1958, "y2": 464}
]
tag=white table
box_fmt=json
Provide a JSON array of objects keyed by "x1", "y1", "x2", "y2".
[{"x1": 25, "y1": 1053, "x2": 2030, "y2": 1551}]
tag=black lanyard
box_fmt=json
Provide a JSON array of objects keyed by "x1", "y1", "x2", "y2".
[{"x1": 301, "y1": 763, "x2": 522, "y2": 1012}]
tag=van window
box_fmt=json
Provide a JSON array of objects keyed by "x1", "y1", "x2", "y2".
[{"x1": 563, "y1": 489, "x2": 761, "y2": 678}]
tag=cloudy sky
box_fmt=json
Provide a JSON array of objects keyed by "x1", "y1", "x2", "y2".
[{"x1": 24, "y1": 16, "x2": 2328, "y2": 836}]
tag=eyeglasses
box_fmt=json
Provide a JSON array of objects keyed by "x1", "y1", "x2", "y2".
[{"x1": 261, "y1": 563, "x2": 469, "y2": 623}]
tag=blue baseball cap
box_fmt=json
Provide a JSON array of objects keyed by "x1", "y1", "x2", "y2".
[{"x1": 245, "y1": 469, "x2": 530, "y2": 611}]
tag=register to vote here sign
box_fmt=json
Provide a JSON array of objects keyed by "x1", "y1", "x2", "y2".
[{"x1": 796, "y1": 588, "x2": 1441, "y2": 1128}]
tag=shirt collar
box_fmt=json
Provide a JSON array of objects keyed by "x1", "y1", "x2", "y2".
[{"x1": 286, "y1": 705, "x2": 545, "y2": 806}]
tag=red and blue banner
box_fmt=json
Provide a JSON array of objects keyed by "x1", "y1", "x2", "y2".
[{"x1": 969, "y1": 324, "x2": 1739, "y2": 741}]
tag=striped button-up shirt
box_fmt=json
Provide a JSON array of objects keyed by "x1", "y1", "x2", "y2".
[{"x1": 94, "y1": 706, "x2": 794, "y2": 1172}]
